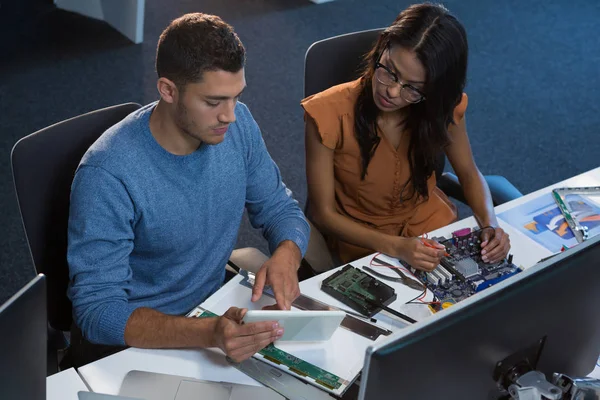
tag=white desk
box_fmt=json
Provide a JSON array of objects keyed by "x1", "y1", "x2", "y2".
[
  {"x1": 46, "y1": 368, "x2": 89, "y2": 400},
  {"x1": 78, "y1": 167, "x2": 600, "y2": 395},
  {"x1": 591, "y1": 361, "x2": 600, "y2": 379},
  {"x1": 78, "y1": 346, "x2": 261, "y2": 395}
]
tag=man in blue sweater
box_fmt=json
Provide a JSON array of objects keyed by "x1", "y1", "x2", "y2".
[{"x1": 67, "y1": 13, "x2": 310, "y2": 366}]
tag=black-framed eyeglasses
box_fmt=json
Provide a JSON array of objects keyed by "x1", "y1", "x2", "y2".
[{"x1": 374, "y1": 47, "x2": 426, "y2": 104}]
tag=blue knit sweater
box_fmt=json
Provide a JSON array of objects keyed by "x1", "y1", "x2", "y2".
[{"x1": 67, "y1": 102, "x2": 309, "y2": 345}]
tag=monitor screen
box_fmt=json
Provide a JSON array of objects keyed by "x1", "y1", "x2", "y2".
[{"x1": 0, "y1": 274, "x2": 46, "y2": 400}]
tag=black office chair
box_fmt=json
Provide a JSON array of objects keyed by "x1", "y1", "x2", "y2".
[
  {"x1": 304, "y1": 28, "x2": 523, "y2": 206},
  {"x1": 302, "y1": 29, "x2": 523, "y2": 272},
  {"x1": 11, "y1": 103, "x2": 142, "y2": 375}
]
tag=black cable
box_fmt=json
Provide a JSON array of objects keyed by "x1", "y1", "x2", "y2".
[
  {"x1": 356, "y1": 294, "x2": 416, "y2": 324},
  {"x1": 406, "y1": 289, "x2": 427, "y2": 304},
  {"x1": 226, "y1": 259, "x2": 241, "y2": 273},
  {"x1": 377, "y1": 303, "x2": 417, "y2": 324},
  {"x1": 346, "y1": 288, "x2": 417, "y2": 324}
]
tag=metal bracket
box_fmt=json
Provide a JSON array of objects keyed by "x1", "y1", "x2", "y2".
[
  {"x1": 505, "y1": 371, "x2": 600, "y2": 400},
  {"x1": 508, "y1": 371, "x2": 563, "y2": 400},
  {"x1": 551, "y1": 186, "x2": 600, "y2": 243},
  {"x1": 228, "y1": 356, "x2": 335, "y2": 400},
  {"x1": 552, "y1": 373, "x2": 600, "y2": 400}
]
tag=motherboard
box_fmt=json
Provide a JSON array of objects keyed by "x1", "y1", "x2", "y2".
[{"x1": 411, "y1": 227, "x2": 521, "y2": 311}]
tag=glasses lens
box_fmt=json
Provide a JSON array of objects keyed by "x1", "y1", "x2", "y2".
[
  {"x1": 375, "y1": 67, "x2": 395, "y2": 86},
  {"x1": 401, "y1": 86, "x2": 423, "y2": 103}
]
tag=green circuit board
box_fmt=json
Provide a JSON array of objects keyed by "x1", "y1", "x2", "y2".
[
  {"x1": 321, "y1": 264, "x2": 397, "y2": 317},
  {"x1": 192, "y1": 309, "x2": 347, "y2": 390}
]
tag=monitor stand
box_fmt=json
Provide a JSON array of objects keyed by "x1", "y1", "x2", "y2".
[{"x1": 491, "y1": 336, "x2": 600, "y2": 400}]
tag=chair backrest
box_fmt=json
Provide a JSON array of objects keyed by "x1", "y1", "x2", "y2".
[
  {"x1": 304, "y1": 28, "x2": 383, "y2": 98},
  {"x1": 303, "y1": 28, "x2": 445, "y2": 181},
  {"x1": 11, "y1": 103, "x2": 142, "y2": 331},
  {"x1": 302, "y1": 30, "x2": 385, "y2": 272}
]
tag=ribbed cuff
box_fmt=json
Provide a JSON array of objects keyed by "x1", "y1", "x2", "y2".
[
  {"x1": 94, "y1": 302, "x2": 140, "y2": 346},
  {"x1": 269, "y1": 225, "x2": 310, "y2": 257}
]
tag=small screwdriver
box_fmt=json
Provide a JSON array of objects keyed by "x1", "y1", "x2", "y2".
[{"x1": 420, "y1": 237, "x2": 450, "y2": 257}]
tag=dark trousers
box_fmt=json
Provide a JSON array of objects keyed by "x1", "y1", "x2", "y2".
[{"x1": 62, "y1": 323, "x2": 127, "y2": 368}]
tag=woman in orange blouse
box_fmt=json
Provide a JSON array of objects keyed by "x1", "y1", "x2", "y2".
[{"x1": 302, "y1": 3, "x2": 510, "y2": 270}]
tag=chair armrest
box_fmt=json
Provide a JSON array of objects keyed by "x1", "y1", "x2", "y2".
[
  {"x1": 438, "y1": 172, "x2": 467, "y2": 204},
  {"x1": 228, "y1": 247, "x2": 269, "y2": 274},
  {"x1": 438, "y1": 173, "x2": 523, "y2": 207},
  {"x1": 485, "y1": 175, "x2": 523, "y2": 206},
  {"x1": 228, "y1": 244, "x2": 324, "y2": 282},
  {"x1": 304, "y1": 219, "x2": 337, "y2": 274}
]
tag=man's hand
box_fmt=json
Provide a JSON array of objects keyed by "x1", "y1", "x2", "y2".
[
  {"x1": 480, "y1": 226, "x2": 510, "y2": 263},
  {"x1": 212, "y1": 307, "x2": 283, "y2": 362},
  {"x1": 251, "y1": 241, "x2": 301, "y2": 310}
]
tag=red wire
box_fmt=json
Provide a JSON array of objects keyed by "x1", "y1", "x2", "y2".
[
  {"x1": 368, "y1": 252, "x2": 414, "y2": 275},
  {"x1": 369, "y1": 253, "x2": 440, "y2": 304}
]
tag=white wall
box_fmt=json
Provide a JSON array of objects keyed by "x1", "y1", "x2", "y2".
[{"x1": 54, "y1": 0, "x2": 145, "y2": 44}]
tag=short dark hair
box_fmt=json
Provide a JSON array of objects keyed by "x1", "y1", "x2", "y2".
[{"x1": 156, "y1": 13, "x2": 246, "y2": 88}]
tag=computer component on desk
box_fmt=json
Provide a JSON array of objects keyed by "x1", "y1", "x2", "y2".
[
  {"x1": 193, "y1": 309, "x2": 350, "y2": 394},
  {"x1": 408, "y1": 227, "x2": 521, "y2": 311},
  {"x1": 235, "y1": 269, "x2": 392, "y2": 340},
  {"x1": 320, "y1": 264, "x2": 397, "y2": 317}
]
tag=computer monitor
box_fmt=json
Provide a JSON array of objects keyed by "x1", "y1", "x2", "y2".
[
  {"x1": 0, "y1": 274, "x2": 47, "y2": 400},
  {"x1": 359, "y1": 235, "x2": 600, "y2": 400}
]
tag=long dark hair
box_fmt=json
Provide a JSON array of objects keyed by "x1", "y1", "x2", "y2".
[{"x1": 354, "y1": 3, "x2": 468, "y2": 201}]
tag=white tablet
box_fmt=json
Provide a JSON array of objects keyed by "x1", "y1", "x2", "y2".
[{"x1": 242, "y1": 310, "x2": 345, "y2": 342}]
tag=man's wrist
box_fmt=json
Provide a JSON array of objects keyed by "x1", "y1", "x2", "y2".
[
  {"x1": 202, "y1": 316, "x2": 221, "y2": 349},
  {"x1": 274, "y1": 240, "x2": 302, "y2": 268}
]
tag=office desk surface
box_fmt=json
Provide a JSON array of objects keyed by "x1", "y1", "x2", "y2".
[
  {"x1": 591, "y1": 361, "x2": 600, "y2": 379},
  {"x1": 77, "y1": 345, "x2": 261, "y2": 395},
  {"x1": 77, "y1": 166, "x2": 600, "y2": 395},
  {"x1": 47, "y1": 368, "x2": 88, "y2": 400}
]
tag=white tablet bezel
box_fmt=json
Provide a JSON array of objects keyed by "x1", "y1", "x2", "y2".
[{"x1": 242, "y1": 310, "x2": 345, "y2": 342}]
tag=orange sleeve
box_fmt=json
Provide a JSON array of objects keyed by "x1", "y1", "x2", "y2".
[
  {"x1": 300, "y1": 93, "x2": 342, "y2": 150},
  {"x1": 453, "y1": 93, "x2": 468, "y2": 123}
]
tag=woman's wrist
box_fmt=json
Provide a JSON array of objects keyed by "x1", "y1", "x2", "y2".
[
  {"x1": 381, "y1": 235, "x2": 406, "y2": 259},
  {"x1": 480, "y1": 217, "x2": 498, "y2": 229}
]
